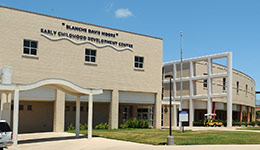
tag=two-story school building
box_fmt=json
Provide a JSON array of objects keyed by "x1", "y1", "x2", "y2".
[{"x1": 0, "y1": 6, "x2": 163, "y2": 133}]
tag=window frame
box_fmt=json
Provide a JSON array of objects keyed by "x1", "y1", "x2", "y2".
[
  {"x1": 23, "y1": 39, "x2": 38, "y2": 56},
  {"x1": 85, "y1": 48, "x2": 97, "y2": 63},
  {"x1": 134, "y1": 56, "x2": 144, "y2": 69}
]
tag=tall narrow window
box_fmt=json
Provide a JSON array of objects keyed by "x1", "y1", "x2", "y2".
[
  {"x1": 85, "y1": 49, "x2": 96, "y2": 63},
  {"x1": 223, "y1": 78, "x2": 226, "y2": 90},
  {"x1": 246, "y1": 84, "x2": 248, "y2": 96},
  {"x1": 134, "y1": 56, "x2": 144, "y2": 69},
  {"x1": 203, "y1": 73, "x2": 207, "y2": 88},
  {"x1": 23, "y1": 39, "x2": 38, "y2": 55},
  {"x1": 236, "y1": 81, "x2": 239, "y2": 94}
]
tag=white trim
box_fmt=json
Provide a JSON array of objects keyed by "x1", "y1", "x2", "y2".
[{"x1": 41, "y1": 33, "x2": 133, "y2": 52}]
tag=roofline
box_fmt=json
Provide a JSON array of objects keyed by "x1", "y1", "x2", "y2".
[
  {"x1": 163, "y1": 53, "x2": 255, "y2": 84},
  {"x1": 0, "y1": 5, "x2": 163, "y2": 40}
]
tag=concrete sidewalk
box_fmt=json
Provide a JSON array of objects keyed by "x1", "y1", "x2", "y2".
[{"x1": 7, "y1": 132, "x2": 260, "y2": 150}]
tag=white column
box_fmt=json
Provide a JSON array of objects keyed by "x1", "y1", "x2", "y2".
[
  {"x1": 109, "y1": 90, "x2": 119, "y2": 129},
  {"x1": 75, "y1": 96, "x2": 80, "y2": 137},
  {"x1": 173, "y1": 63, "x2": 177, "y2": 127},
  {"x1": 53, "y1": 89, "x2": 65, "y2": 132},
  {"x1": 13, "y1": 89, "x2": 19, "y2": 146},
  {"x1": 189, "y1": 61, "x2": 194, "y2": 127},
  {"x1": 207, "y1": 58, "x2": 212, "y2": 117},
  {"x1": 88, "y1": 93, "x2": 93, "y2": 139},
  {"x1": 173, "y1": 105, "x2": 177, "y2": 127},
  {"x1": 227, "y1": 52, "x2": 233, "y2": 127}
]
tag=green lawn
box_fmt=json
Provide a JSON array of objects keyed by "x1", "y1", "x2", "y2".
[
  {"x1": 237, "y1": 127, "x2": 260, "y2": 130},
  {"x1": 68, "y1": 128, "x2": 260, "y2": 145}
]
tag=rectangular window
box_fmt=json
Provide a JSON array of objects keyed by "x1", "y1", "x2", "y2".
[
  {"x1": 85, "y1": 49, "x2": 96, "y2": 63},
  {"x1": 80, "y1": 106, "x2": 84, "y2": 112},
  {"x1": 134, "y1": 56, "x2": 144, "y2": 69},
  {"x1": 23, "y1": 39, "x2": 38, "y2": 55},
  {"x1": 19, "y1": 105, "x2": 24, "y2": 110},
  {"x1": 203, "y1": 73, "x2": 207, "y2": 88},
  {"x1": 246, "y1": 84, "x2": 248, "y2": 96},
  {"x1": 27, "y1": 105, "x2": 32, "y2": 111},
  {"x1": 65, "y1": 106, "x2": 70, "y2": 111},
  {"x1": 236, "y1": 81, "x2": 239, "y2": 94},
  {"x1": 223, "y1": 78, "x2": 226, "y2": 90}
]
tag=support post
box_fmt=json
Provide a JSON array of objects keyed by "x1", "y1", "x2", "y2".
[
  {"x1": 109, "y1": 90, "x2": 119, "y2": 129},
  {"x1": 240, "y1": 105, "x2": 243, "y2": 122},
  {"x1": 1, "y1": 93, "x2": 11, "y2": 124},
  {"x1": 88, "y1": 93, "x2": 93, "y2": 139},
  {"x1": 154, "y1": 93, "x2": 161, "y2": 129},
  {"x1": 53, "y1": 89, "x2": 65, "y2": 132},
  {"x1": 75, "y1": 96, "x2": 80, "y2": 137},
  {"x1": 247, "y1": 106, "x2": 250, "y2": 122},
  {"x1": 213, "y1": 102, "x2": 216, "y2": 119},
  {"x1": 207, "y1": 58, "x2": 212, "y2": 118},
  {"x1": 189, "y1": 61, "x2": 194, "y2": 127},
  {"x1": 227, "y1": 52, "x2": 233, "y2": 127},
  {"x1": 13, "y1": 89, "x2": 19, "y2": 146}
]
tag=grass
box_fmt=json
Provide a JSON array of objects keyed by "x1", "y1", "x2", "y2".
[
  {"x1": 68, "y1": 128, "x2": 260, "y2": 145},
  {"x1": 237, "y1": 127, "x2": 260, "y2": 130}
]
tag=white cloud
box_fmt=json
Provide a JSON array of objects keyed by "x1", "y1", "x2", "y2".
[{"x1": 115, "y1": 8, "x2": 133, "y2": 18}]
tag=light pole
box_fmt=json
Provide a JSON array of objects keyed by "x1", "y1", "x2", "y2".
[
  {"x1": 179, "y1": 31, "x2": 184, "y2": 132},
  {"x1": 165, "y1": 74, "x2": 174, "y2": 145}
]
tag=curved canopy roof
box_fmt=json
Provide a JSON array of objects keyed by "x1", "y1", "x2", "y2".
[{"x1": 0, "y1": 78, "x2": 102, "y2": 96}]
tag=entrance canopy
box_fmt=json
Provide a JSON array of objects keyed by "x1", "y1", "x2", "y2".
[{"x1": 0, "y1": 78, "x2": 102, "y2": 146}]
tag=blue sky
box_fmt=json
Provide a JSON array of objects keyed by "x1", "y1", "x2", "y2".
[{"x1": 1, "y1": 1, "x2": 260, "y2": 93}]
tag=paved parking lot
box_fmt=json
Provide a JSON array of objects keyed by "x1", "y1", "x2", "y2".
[{"x1": 7, "y1": 132, "x2": 260, "y2": 150}]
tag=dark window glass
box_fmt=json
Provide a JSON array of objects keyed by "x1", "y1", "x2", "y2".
[
  {"x1": 23, "y1": 39, "x2": 38, "y2": 56},
  {"x1": 85, "y1": 49, "x2": 96, "y2": 63},
  {"x1": 0, "y1": 122, "x2": 12, "y2": 132},
  {"x1": 91, "y1": 50, "x2": 96, "y2": 56},
  {"x1": 19, "y1": 105, "x2": 24, "y2": 110},
  {"x1": 91, "y1": 57, "x2": 95, "y2": 62},
  {"x1": 65, "y1": 106, "x2": 70, "y2": 111},
  {"x1": 24, "y1": 40, "x2": 30, "y2": 47},
  {"x1": 23, "y1": 48, "x2": 30, "y2": 54},
  {"x1": 134, "y1": 56, "x2": 144, "y2": 69},
  {"x1": 137, "y1": 109, "x2": 142, "y2": 113},
  {"x1": 27, "y1": 105, "x2": 32, "y2": 111},
  {"x1": 31, "y1": 49, "x2": 37, "y2": 55},
  {"x1": 73, "y1": 106, "x2": 76, "y2": 111},
  {"x1": 80, "y1": 106, "x2": 84, "y2": 111},
  {"x1": 11, "y1": 105, "x2": 13, "y2": 110},
  {"x1": 31, "y1": 41, "x2": 37, "y2": 48},
  {"x1": 85, "y1": 56, "x2": 90, "y2": 62},
  {"x1": 142, "y1": 109, "x2": 148, "y2": 112},
  {"x1": 223, "y1": 78, "x2": 226, "y2": 90}
]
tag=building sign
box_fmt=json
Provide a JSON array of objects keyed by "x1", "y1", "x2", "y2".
[
  {"x1": 40, "y1": 23, "x2": 133, "y2": 51},
  {"x1": 179, "y1": 110, "x2": 188, "y2": 122}
]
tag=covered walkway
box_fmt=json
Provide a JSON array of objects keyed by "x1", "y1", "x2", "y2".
[{"x1": 0, "y1": 67, "x2": 102, "y2": 146}]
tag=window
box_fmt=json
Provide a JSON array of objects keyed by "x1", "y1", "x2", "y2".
[
  {"x1": 65, "y1": 106, "x2": 70, "y2": 111},
  {"x1": 134, "y1": 56, "x2": 144, "y2": 69},
  {"x1": 246, "y1": 84, "x2": 248, "y2": 96},
  {"x1": 85, "y1": 49, "x2": 96, "y2": 63},
  {"x1": 80, "y1": 106, "x2": 84, "y2": 112},
  {"x1": 203, "y1": 73, "x2": 207, "y2": 88},
  {"x1": 27, "y1": 105, "x2": 32, "y2": 111},
  {"x1": 236, "y1": 81, "x2": 239, "y2": 94},
  {"x1": 23, "y1": 39, "x2": 38, "y2": 55},
  {"x1": 223, "y1": 78, "x2": 226, "y2": 90},
  {"x1": 19, "y1": 105, "x2": 24, "y2": 110}
]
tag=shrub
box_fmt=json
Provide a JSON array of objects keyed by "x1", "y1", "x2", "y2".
[
  {"x1": 95, "y1": 123, "x2": 109, "y2": 129},
  {"x1": 68, "y1": 123, "x2": 75, "y2": 130},
  {"x1": 84, "y1": 123, "x2": 88, "y2": 129},
  {"x1": 120, "y1": 118, "x2": 149, "y2": 129},
  {"x1": 257, "y1": 121, "x2": 260, "y2": 126},
  {"x1": 193, "y1": 120, "x2": 204, "y2": 126},
  {"x1": 232, "y1": 120, "x2": 241, "y2": 126}
]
